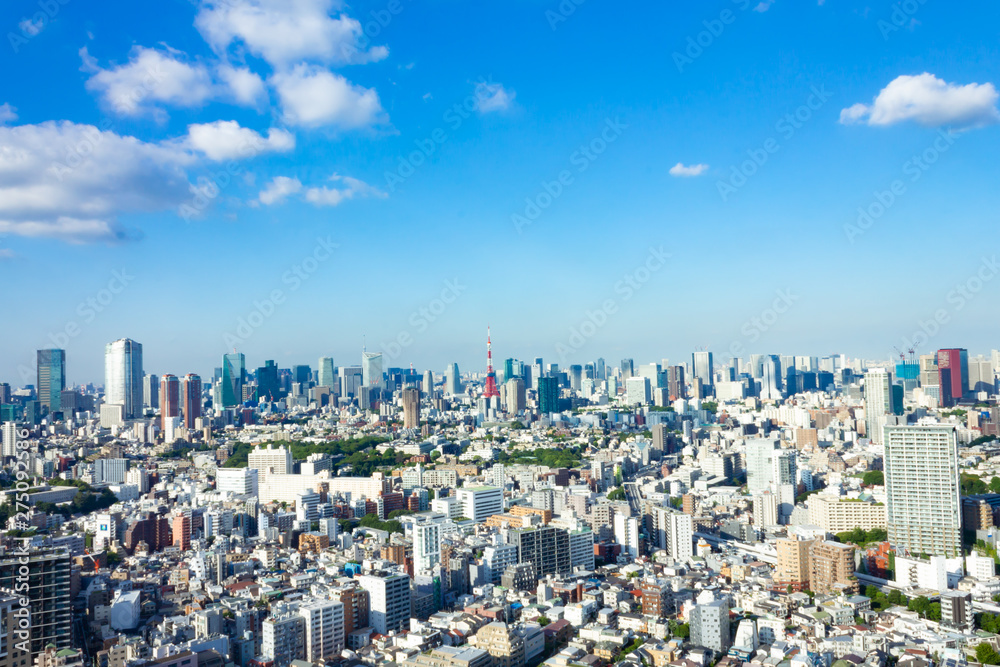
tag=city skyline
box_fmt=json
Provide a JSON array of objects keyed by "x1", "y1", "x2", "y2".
[{"x1": 2, "y1": 1, "x2": 1000, "y2": 380}]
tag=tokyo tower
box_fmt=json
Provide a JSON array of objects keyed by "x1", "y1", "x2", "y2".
[{"x1": 482, "y1": 327, "x2": 500, "y2": 399}]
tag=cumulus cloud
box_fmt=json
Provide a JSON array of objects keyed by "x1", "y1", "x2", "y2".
[
  {"x1": 257, "y1": 174, "x2": 384, "y2": 207},
  {"x1": 271, "y1": 65, "x2": 385, "y2": 128},
  {"x1": 195, "y1": 0, "x2": 388, "y2": 68},
  {"x1": 0, "y1": 104, "x2": 17, "y2": 124},
  {"x1": 669, "y1": 162, "x2": 709, "y2": 177},
  {"x1": 304, "y1": 174, "x2": 386, "y2": 206},
  {"x1": 0, "y1": 121, "x2": 194, "y2": 243},
  {"x1": 185, "y1": 120, "x2": 294, "y2": 161},
  {"x1": 256, "y1": 176, "x2": 303, "y2": 205},
  {"x1": 81, "y1": 46, "x2": 215, "y2": 116},
  {"x1": 754, "y1": 0, "x2": 775, "y2": 12},
  {"x1": 216, "y1": 64, "x2": 267, "y2": 106},
  {"x1": 840, "y1": 73, "x2": 1000, "y2": 129},
  {"x1": 474, "y1": 81, "x2": 515, "y2": 113}
]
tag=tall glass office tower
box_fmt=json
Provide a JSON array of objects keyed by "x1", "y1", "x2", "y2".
[
  {"x1": 36, "y1": 349, "x2": 65, "y2": 413},
  {"x1": 318, "y1": 357, "x2": 335, "y2": 388},
  {"x1": 105, "y1": 338, "x2": 143, "y2": 419},
  {"x1": 222, "y1": 352, "x2": 246, "y2": 407},
  {"x1": 362, "y1": 352, "x2": 383, "y2": 389}
]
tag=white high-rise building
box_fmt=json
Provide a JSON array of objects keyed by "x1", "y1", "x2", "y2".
[
  {"x1": 651, "y1": 506, "x2": 693, "y2": 560},
  {"x1": 753, "y1": 491, "x2": 778, "y2": 528},
  {"x1": 362, "y1": 352, "x2": 384, "y2": 390},
  {"x1": 445, "y1": 363, "x2": 462, "y2": 395},
  {"x1": 2, "y1": 422, "x2": 17, "y2": 457},
  {"x1": 613, "y1": 514, "x2": 640, "y2": 559},
  {"x1": 457, "y1": 486, "x2": 503, "y2": 522},
  {"x1": 262, "y1": 611, "x2": 306, "y2": 667},
  {"x1": 885, "y1": 423, "x2": 962, "y2": 557},
  {"x1": 413, "y1": 520, "x2": 442, "y2": 572},
  {"x1": 298, "y1": 599, "x2": 345, "y2": 661},
  {"x1": 864, "y1": 368, "x2": 892, "y2": 445},
  {"x1": 318, "y1": 357, "x2": 336, "y2": 389},
  {"x1": 217, "y1": 467, "x2": 259, "y2": 497},
  {"x1": 358, "y1": 572, "x2": 410, "y2": 635},
  {"x1": 296, "y1": 490, "x2": 321, "y2": 523},
  {"x1": 568, "y1": 528, "x2": 596, "y2": 570},
  {"x1": 745, "y1": 439, "x2": 778, "y2": 494},
  {"x1": 691, "y1": 594, "x2": 731, "y2": 654},
  {"x1": 104, "y1": 338, "x2": 143, "y2": 419},
  {"x1": 248, "y1": 445, "x2": 293, "y2": 482},
  {"x1": 692, "y1": 351, "x2": 714, "y2": 388},
  {"x1": 625, "y1": 376, "x2": 651, "y2": 406}
]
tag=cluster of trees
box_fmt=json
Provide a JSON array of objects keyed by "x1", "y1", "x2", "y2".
[
  {"x1": 668, "y1": 620, "x2": 690, "y2": 639},
  {"x1": 496, "y1": 447, "x2": 583, "y2": 468},
  {"x1": 358, "y1": 512, "x2": 404, "y2": 535},
  {"x1": 976, "y1": 643, "x2": 1000, "y2": 666},
  {"x1": 607, "y1": 487, "x2": 626, "y2": 501},
  {"x1": 616, "y1": 638, "x2": 644, "y2": 662},
  {"x1": 701, "y1": 401, "x2": 718, "y2": 414},
  {"x1": 861, "y1": 471, "x2": 884, "y2": 486},
  {"x1": 223, "y1": 435, "x2": 389, "y2": 468},
  {"x1": 960, "y1": 473, "x2": 1000, "y2": 496},
  {"x1": 863, "y1": 586, "x2": 940, "y2": 619},
  {"x1": 835, "y1": 527, "x2": 887, "y2": 548},
  {"x1": 0, "y1": 486, "x2": 117, "y2": 526},
  {"x1": 977, "y1": 612, "x2": 1000, "y2": 634}
]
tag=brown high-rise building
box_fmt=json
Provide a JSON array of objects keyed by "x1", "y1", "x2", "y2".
[
  {"x1": 381, "y1": 544, "x2": 406, "y2": 566},
  {"x1": 810, "y1": 540, "x2": 857, "y2": 594},
  {"x1": 775, "y1": 537, "x2": 816, "y2": 592},
  {"x1": 172, "y1": 513, "x2": 191, "y2": 551},
  {"x1": 402, "y1": 387, "x2": 420, "y2": 429},
  {"x1": 331, "y1": 582, "x2": 370, "y2": 636},
  {"x1": 160, "y1": 374, "x2": 180, "y2": 430},
  {"x1": 183, "y1": 374, "x2": 202, "y2": 429},
  {"x1": 639, "y1": 579, "x2": 673, "y2": 618},
  {"x1": 124, "y1": 513, "x2": 171, "y2": 553},
  {"x1": 682, "y1": 494, "x2": 697, "y2": 516},
  {"x1": 667, "y1": 365, "x2": 686, "y2": 401}
]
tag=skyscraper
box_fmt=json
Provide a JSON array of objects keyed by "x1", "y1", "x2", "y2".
[
  {"x1": 257, "y1": 360, "x2": 281, "y2": 402},
  {"x1": 318, "y1": 357, "x2": 335, "y2": 388},
  {"x1": 537, "y1": 376, "x2": 559, "y2": 415},
  {"x1": 183, "y1": 374, "x2": 202, "y2": 428},
  {"x1": 936, "y1": 348, "x2": 969, "y2": 407},
  {"x1": 667, "y1": 365, "x2": 686, "y2": 400},
  {"x1": 692, "y1": 351, "x2": 714, "y2": 388},
  {"x1": 885, "y1": 423, "x2": 961, "y2": 557},
  {"x1": 401, "y1": 387, "x2": 420, "y2": 429},
  {"x1": 105, "y1": 338, "x2": 143, "y2": 419},
  {"x1": 36, "y1": 349, "x2": 65, "y2": 413},
  {"x1": 160, "y1": 374, "x2": 180, "y2": 430},
  {"x1": 445, "y1": 363, "x2": 462, "y2": 395},
  {"x1": 362, "y1": 352, "x2": 384, "y2": 389},
  {"x1": 222, "y1": 352, "x2": 246, "y2": 408},
  {"x1": 143, "y1": 373, "x2": 159, "y2": 409},
  {"x1": 413, "y1": 520, "x2": 442, "y2": 572},
  {"x1": 863, "y1": 368, "x2": 892, "y2": 445}
]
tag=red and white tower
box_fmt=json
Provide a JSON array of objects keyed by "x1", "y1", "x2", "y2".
[{"x1": 483, "y1": 327, "x2": 500, "y2": 398}]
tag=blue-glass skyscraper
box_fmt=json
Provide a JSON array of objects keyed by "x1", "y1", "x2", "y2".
[
  {"x1": 36, "y1": 349, "x2": 65, "y2": 413},
  {"x1": 222, "y1": 352, "x2": 246, "y2": 407}
]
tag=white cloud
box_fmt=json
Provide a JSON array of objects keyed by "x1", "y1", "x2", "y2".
[
  {"x1": 473, "y1": 81, "x2": 515, "y2": 114},
  {"x1": 0, "y1": 104, "x2": 17, "y2": 124},
  {"x1": 82, "y1": 46, "x2": 215, "y2": 116},
  {"x1": 271, "y1": 65, "x2": 385, "y2": 128},
  {"x1": 669, "y1": 162, "x2": 709, "y2": 177},
  {"x1": 256, "y1": 176, "x2": 302, "y2": 205},
  {"x1": 304, "y1": 174, "x2": 385, "y2": 206},
  {"x1": 185, "y1": 120, "x2": 294, "y2": 161},
  {"x1": 216, "y1": 64, "x2": 267, "y2": 106},
  {"x1": 840, "y1": 73, "x2": 1000, "y2": 128},
  {"x1": 0, "y1": 121, "x2": 194, "y2": 243},
  {"x1": 754, "y1": 0, "x2": 775, "y2": 11},
  {"x1": 18, "y1": 18, "x2": 44, "y2": 36},
  {"x1": 195, "y1": 0, "x2": 388, "y2": 68}
]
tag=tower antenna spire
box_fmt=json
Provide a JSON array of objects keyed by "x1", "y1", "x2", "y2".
[{"x1": 483, "y1": 326, "x2": 499, "y2": 398}]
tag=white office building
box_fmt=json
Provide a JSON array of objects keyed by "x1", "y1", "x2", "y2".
[
  {"x1": 358, "y1": 572, "x2": 411, "y2": 635},
  {"x1": 413, "y1": 520, "x2": 443, "y2": 573},
  {"x1": 298, "y1": 599, "x2": 345, "y2": 662},
  {"x1": 217, "y1": 467, "x2": 259, "y2": 497},
  {"x1": 457, "y1": 486, "x2": 503, "y2": 522},
  {"x1": 864, "y1": 368, "x2": 893, "y2": 445}
]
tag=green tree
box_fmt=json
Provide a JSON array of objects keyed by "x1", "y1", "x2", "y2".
[
  {"x1": 978, "y1": 643, "x2": 1000, "y2": 666},
  {"x1": 607, "y1": 487, "x2": 626, "y2": 501},
  {"x1": 862, "y1": 471, "x2": 884, "y2": 486}
]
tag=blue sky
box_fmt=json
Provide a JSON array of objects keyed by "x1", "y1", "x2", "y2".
[{"x1": 2, "y1": 0, "x2": 1000, "y2": 385}]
